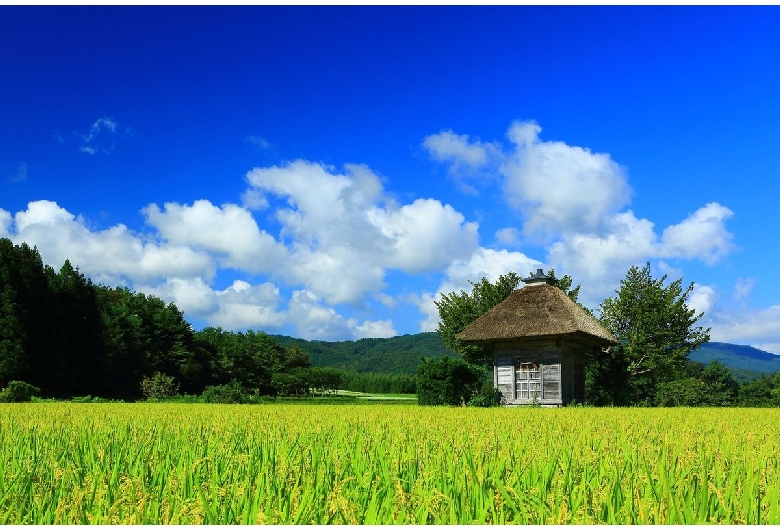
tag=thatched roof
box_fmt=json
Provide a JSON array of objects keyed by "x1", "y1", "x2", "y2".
[{"x1": 457, "y1": 283, "x2": 618, "y2": 347}]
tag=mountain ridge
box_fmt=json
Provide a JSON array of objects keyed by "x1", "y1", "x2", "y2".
[{"x1": 273, "y1": 333, "x2": 778, "y2": 380}]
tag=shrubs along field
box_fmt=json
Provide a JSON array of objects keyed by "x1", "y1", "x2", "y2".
[{"x1": 2, "y1": 403, "x2": 780, "y2": 524}]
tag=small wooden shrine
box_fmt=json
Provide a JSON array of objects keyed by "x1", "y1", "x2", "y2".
[{"x1": 457, "y1": 269, "x2": 618, "y2": 406}]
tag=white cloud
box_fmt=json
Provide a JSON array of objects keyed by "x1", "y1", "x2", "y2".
[
  {"x1": 142, "y1": 200, "x2": 287, "y2": 273},
  {"x1": 657, "y1": 260, "x2": 683, "y2": 280},
  {"x1": 78, "y1": 117, "x2": 119, "y2": 155},
  {"x1": 660, "y1": 202, "x2": 734, "y2": 265},
  {"x1": 414, "y1": 247, "x2": 542, "y2": 333},
  {"x1": 210, "y1": 280, "x2": 285, "y2": 330},
  {"x1": 688, "y1": 284, "x2": 717, "y2": 316},
  {"x1": 547, "y1": 204, "x2": 736, "y2": 310},
  {"x1": 246, "y1": 135, "x2": 271, "y2": 149},
  {"x1": 139, "y1": 277, "x2": 285, "y2": 332},
  {"x1": 755, "y1": 343, "x2": 780, "y2": 355},
  {"x1": 9, "y1": 200, "x2": 215, "y2": 283},
  {"x1": 422, "y1": 130, "x2": 497, "y2": 169},
  {"x1": 501, "y1": 121, "x2": 632, "y2": 236},
  {"x1": 495, "y1": 227, "x2": 521, "y2": 246},
  {"x1": 140, "y1": 277, "x2": 218, "y2": 315},
  {"x1": 245, "y1": 160, "x2": 478, "y2": 304},
  {"x1": 425, "y1": 121, "x2": 632, "y2": 236},
  {"x1": 547, "y1": 211, "x2": 659, "y2": 299},
  {"x1": 734, "y1": 278, "x2": 755, "y2": 301},
  {"x1": 413, "y1": 292, "x2": 440, "y2": 333},
  {"x1": 366, "y1": 198, "x2": 479, "y2": 273},
  {"x1": 0, "y1": 208, "x2": 11, "y2": 237},
  {"x1": 708, "y1": 305, "x2": 780, "y2": 354},
  {"x1": 287, "y1": 290, "x2": 396, "y2": 340},
  {"x1": 240, "y1": 188, "x2": 269, "y2": 211},
  {"x1": 422, "y1": 130, "x2": 500, "y2": 194}
]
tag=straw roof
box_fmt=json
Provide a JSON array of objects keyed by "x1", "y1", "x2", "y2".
[{"x1": 457, "y1": 283, "x2": 618, "y2": 346}]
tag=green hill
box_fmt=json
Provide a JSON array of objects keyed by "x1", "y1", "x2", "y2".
[
  {"x1": 272, "y1": 332, "x2": 455, "y2": 375},
  {"x1": 273, "y1": 332, "x2": 780, "y2": 381},
  {"x1": 691, "y1": 342, "x2": 780, "y2": 382}
]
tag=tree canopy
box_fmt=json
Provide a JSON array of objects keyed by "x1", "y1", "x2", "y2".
[{"x1": 597, "y1": 262, "x2": 711, "y2": 404}]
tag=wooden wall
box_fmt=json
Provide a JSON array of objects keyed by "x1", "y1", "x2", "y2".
[{"x1": 492, "y1": 339, "x2": 588, "y2": 407}]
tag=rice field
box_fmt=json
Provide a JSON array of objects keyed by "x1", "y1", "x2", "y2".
[{"x1": 1, "y1": 403, "x2": 779, "y2": 524}]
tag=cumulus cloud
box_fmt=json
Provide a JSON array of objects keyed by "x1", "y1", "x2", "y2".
[
  {"x1": 8, "y1": 200, "x2": 215, "y2": 284},
  {"x1": 687, "y1": 284, "x2": 717, "y2": 316},
  {"x1": 142, "y1": 200, "x2": 287, "y2": 273},
  {"x1": 422, "y1": 130, "x2": 498, "y2": 169},
  {"x1": 415, "y1": 247, "x2": 543, "y2": 333},
  {"x1": 500, "y1": 121, "x2": 632, "y2": 236},
  {"x1": 245, "y1": 160, "x2": 478, "y2": 304},
  {"x1": 0, "y1": 208, "x2": 10, "y2": 237},
  {"x1": 366, "y1": 198, "x2": 479, "y2": 273},
  {"x1": 661, "y1": 202, "x2": 735, "y2": 265},
  {"x1": 139, "y1": 277, "x2": 218, "y2": 315},
  {"x1": 241, "y1": 189, "x2": 269, "y2": 211},
  {"x1": 426, "y1": 121, "x2": 631, "y2": 235},
  {"x1": 422, "y1": 130, "x2": 500, "y2": 194},
  {"x1": 546, "y1": 203, "x2": 736, "y2": 309},
  {"x1": 495, "y1": 227, "x2": 521, "y2": 246},
  {"x1": 547, "y1": 211, "x2": 659, "y2": 297},
  {"x1": 287, "y1": 290, "x2": 396, "y2": 340},
  {"x1": 209, "y1": 280, "x2": 285, "y2": 330}
]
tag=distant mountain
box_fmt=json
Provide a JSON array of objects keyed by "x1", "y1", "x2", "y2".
[
  {"x1": 272, "y1": 332, "x2": 455, "y2": 375},
  {"x1": 273, "y1": 332, "x2": 780, "y2": 381},
  {"x1": 691, "y1": 342, "x2": 780, "y2": 381}
]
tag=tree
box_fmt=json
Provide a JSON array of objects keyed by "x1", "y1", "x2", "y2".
[
  {"x1": 655, "y1": 377, "x2": 709, "y2": 407},
  {"x1": 598, "y1": 263, "x2": 710, "y2": 404},
  {"x1": 699, "y1": 360, "x2": 739, "y2": 406},
  {"x1": 140, "y1": 372, "x2": 180, "y2": 401},
  {"x1": 436, "y1": 269, "x2": 580, "y2": 368},
  {"x1": 0, "y1": 380, "x2": 41, "y2": 402},
  {"x1": 737, "y1": 375, "x2": 775, "y2": 407},
  {"x1": 416, "y1": 357, "x2": 486, "y2": 406}
]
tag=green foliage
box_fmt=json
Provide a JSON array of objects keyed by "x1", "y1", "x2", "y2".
[
  {"x1": 737, "y1": 375, "x2": 776, "y2": 407},
  {"x1": 598, "y1": 262, "x2": 711, "y2": 404},
  {"x1": 466, "y1": 382, "x2": 502, "y2": 407},
  {"x1": 200, "y1": 381, "x2": 248, "y2": 404},
  {"x1": 435, "y1": 273, "x2": 522, "y2": 367},
  {"x1": 699, "y1": 360, "x2": 739, "y2": 406},
  {"x1": 415, "y1": 357, "x2": 485, "y2": 406},
  {"x1": 340, "y1": 371, "x2": 416, "y2": 394},
  {"x1": 271, "y1": 372, "x2": 308, "y2": 397},
  {"x1": 140, "y1": 372, "x2": 180, "y2": 401},
  {"x1": 0, "y1": 380, "x2": 41, "y2": 402},
  {"x1": 272, "y1": 332, "x2": 453, "y2": 375},
  {"x1": 656, "y1": 378, "x2": 709, "y2": 407}
]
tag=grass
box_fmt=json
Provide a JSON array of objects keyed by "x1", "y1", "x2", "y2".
[{"x1": 1, "y1": 404, "x2": 778, "y2": 523}]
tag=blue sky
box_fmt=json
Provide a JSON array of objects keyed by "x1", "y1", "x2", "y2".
[{"x1": 2, "y1": 6, "x2": 779, "y2": 351}]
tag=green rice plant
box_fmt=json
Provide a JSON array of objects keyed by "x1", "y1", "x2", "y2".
[{"x1": 0, "y1": 404, "x2": 779, "y2": 524}]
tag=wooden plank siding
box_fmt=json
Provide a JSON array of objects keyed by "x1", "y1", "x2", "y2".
[
  {"x1": 492, "y1": 342, "x2": 564, "y2": 406},
  {"x1": 490, "y1": 339, "x2": 594, "y2": 407}
]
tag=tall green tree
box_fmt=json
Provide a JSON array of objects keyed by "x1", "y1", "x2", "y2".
[
  {"x1": 0, "y1": 240, "x2": 55, "y2": 388},
  {"x1": 598, "y1": 262, "x2": 710, "y2": 404},
  {"x1": 436, "y1": 269, "x2": 581, "y2": 367}
]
